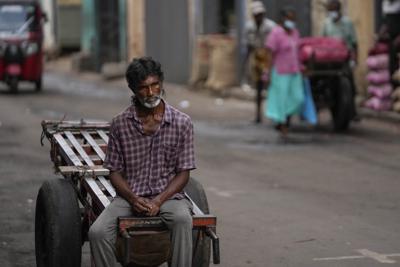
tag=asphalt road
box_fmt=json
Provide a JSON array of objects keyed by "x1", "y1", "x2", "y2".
[{"x1": 0, "y1": 68, "x2": 400, "y2": 267}]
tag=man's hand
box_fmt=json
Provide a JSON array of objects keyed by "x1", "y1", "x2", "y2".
[
  {"x1": 130, "y1": 196, "x2": 152, "y2": 214},
  {"x1": 261, "y1": 69, "x2": 270, "y2": 83},
  {"x1": 146, "y1": 198, "x2": 162, "y2": 216},
  {"x1": 109, "y1": 171, "x2": 153, "y2": 214},
  {"x1": 130, "y1": 196, "x2": 162, "y2": 216},
  {"x1": 143, "y1": 170, "x2": 190, "y2": 217}
]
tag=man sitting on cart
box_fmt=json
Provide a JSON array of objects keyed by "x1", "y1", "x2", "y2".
[{"x1": 89, "y1": 57, "x2": 196, "y2": 267}]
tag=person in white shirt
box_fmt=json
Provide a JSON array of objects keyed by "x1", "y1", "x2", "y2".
[{"x1": 244, "y1": 1, "x2": 276, "y2": 123}]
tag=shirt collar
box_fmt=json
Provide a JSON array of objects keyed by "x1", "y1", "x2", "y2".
[{"x1": 127, "y1": 98, "x2": 173, "y2": 125}]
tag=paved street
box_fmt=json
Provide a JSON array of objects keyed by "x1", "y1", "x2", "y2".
[{"x1": 1, "y1": 66, "x2": 400, "y2": 267}]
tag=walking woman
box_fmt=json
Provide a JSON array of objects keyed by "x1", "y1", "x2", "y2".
[{"x1": 264, "y1": 7, "x2": 304, "y2": 136}]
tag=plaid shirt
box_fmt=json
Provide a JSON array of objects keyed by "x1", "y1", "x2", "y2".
[{"x1": 104, "y1": 100, "x2": 196, "y2": 199}]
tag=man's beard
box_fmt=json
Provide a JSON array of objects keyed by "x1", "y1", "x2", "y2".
[{"x1": 137, "y1": 94, "x2": 162, "y2": 109}]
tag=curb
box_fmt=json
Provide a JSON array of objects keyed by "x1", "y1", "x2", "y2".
[{"x1": 358, "y1": 108, "x2": 400, "y2": 124}]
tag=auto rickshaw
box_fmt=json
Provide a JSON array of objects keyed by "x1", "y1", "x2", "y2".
[{"x1": 0, "y1": 0, "x2": 45, "y2": 93}]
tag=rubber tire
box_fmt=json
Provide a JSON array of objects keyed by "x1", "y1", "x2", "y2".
[
  {"x1": 35, "y1": 179, "x2": 82, "y2": 267},
  {"x1": 9, "y1": 77, "x2": 18, "y2": 94},
  {"x1": 331, "y1": 76, "x2": 352, "y2": 131},
  {"x1": 35, "y1": 78, "x2": 42, "y2": 92},
  {"x1": 184, "y1": 177, "x2": 211, "y2": 267}
]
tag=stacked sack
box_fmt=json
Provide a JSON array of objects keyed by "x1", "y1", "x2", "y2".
[
  {"x1": 364, "y1": 43, "x2": 393, "y2": 111},
  {"x1": 392, "y1": 68, "x2": 400, "y2": 113}
]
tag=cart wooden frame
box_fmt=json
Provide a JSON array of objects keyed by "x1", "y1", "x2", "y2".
[{"x1": 36, "y1": 120, "x2": 220, "y2": 267}]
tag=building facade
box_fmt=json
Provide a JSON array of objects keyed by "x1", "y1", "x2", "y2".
[{"x1": 75, "y1": 0, "x2": 381, "y2": 90}]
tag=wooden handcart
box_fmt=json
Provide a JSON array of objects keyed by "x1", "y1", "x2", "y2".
[{"x1": 35, "y1": 120, "x2": 220, "y2": 267}]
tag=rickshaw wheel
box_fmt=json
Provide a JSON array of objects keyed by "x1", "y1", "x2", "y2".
[
  {"x1": 331, "y1": 76, "x2": 352, "y2": 131},
  {"x1": 184, "y1": 177, "x2": 211, "y2": 267},
  {"x1": 35, "y1": 179, "x2": 82, "y2": 267},
  {"x1": 35, "y1": 78, "x2": 42, "y2": 92}
]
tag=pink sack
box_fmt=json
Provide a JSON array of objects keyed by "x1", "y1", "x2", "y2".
[
  {"x1": 364, "y1": 97, "x2": 392, "y2": 111},
  {"x1": 299, "y1": 37, "x2": 349, "y2": 64},
  {"x1": 368, "y1": 42, "x2": 389, "y2": 55},
  {"x1": 366, "y1": 54, "x2": 389, "y2": 70},
  {"x1": 366, "y1": 70, "x2": 391, "y2": 84},
  {"x1": 367, "y1": 84, "x2": 392, "y2": 98}
]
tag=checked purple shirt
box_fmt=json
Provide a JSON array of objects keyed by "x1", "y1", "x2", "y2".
[{"x1": 103, "y1": 100, "x2": 196, "y2": 199}]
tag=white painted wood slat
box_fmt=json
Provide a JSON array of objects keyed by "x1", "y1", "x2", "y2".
[
  {"x1": 85, "y1": 177, "x2": 110, "y2": 207},
  {"x1": 53, "y1": 133, "x2": 83, "y2": 166},
  {"x1": 65, "y1": 131, "x2": 94, "y2": 166},
  {"x1": 98, "y1": 176, "x2": 116, "y2": 198},
  {"x1": 81, "y1": 131, "x2": 106, "y2": 160},
  {"x1": 97, "y1": 130, "x2": 109, "y2": 144}
]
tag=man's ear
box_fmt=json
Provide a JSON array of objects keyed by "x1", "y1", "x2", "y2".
[{"x1": 128, "y1": 84, "x2": 137, "y2": 93}]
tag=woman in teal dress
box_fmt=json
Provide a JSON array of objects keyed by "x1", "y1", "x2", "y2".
[{"x1": 264, "y1": 7, "x2": 304, "y2": 136}]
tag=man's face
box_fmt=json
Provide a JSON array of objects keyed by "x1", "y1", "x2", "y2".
[
  {"x1": 134, "y1": 75, "x2": 162, "y2": 109},
  {"x1": 286, "y1": 11, "x2": 296, "y2": 22},
  {"x1": 253, "y1": 13, "x2": 264, "y2": 25},
  {"x1": 327, "y1": 2, "x2": 340, "y2": 13},
  {"x1": 327, "y1": 2, "x2": 341, "y2": 21}
]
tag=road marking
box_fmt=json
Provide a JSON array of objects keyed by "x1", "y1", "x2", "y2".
[
  {"x1": 314, "y1": 249, "x2": 400, "y2": 264},
  {"x1": 314, "y1": 255, "x2": 365, "y2": 261},
  {"x1": 357, "y1": 249, "x2": 398, "y2": 264}
]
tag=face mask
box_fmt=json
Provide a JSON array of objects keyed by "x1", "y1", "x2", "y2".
[
  {"x1": 328, "y1": 11, "x2": 339, "y2": 20},
  {"x1": 137, "y1": 94, "x2": 162, "y2": 109},
  {"x1": 283, "y1": 20, "x2": 296, "y2": 30}
]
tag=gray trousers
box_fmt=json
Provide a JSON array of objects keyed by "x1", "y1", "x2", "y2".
[{"x1": 89, "y1": 197, "x2": 193, "y2": 267}]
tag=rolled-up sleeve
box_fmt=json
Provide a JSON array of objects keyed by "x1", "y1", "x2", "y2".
[
  {"x1": 103, "y1": 120, "x2": 124, "y2": 172},
  {"x1": 176, "y1": 120, "x2": 196, "y2": 172}
]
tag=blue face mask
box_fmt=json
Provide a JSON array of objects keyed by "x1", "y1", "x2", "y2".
[
  {"x1": 284, "y1": 20, "x2": 296, "y2": 30},
  {"x1": 328, "y1": 11, "x2": 339, "y2": 20}
]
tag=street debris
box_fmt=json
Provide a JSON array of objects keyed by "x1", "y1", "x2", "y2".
[
  {"x1": 295, "y1": 238, "x2": 316, "y2": 243},
  {"x1": 179, "y1": 100, "x2": 190, "y2": 109},
  {"x1": 215, "y1": 98, "x2": 224, "y2": 106}
]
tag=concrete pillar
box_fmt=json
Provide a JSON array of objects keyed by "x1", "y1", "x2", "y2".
[
  {"x1": 236, "y1": 0, "x2": 248, "y2": 81},
  {"x1": 346, "y1": 0, "x2": 375, "y2": 96},
  {"x1": 41, "y1": 0, "x2": 59, "y2": 56},
  {"x1": 119, "y1": 0, "x2": 127, "y2": 62},
  {"x1": 81, "y1": 0, "x2": 96, "y2": 54},
  {"x1": 311, "y1": 0, "x2": 327, "y2": 36},
  {"x1": 126, "y1": 0, "x2": 145, "y2": 60}
]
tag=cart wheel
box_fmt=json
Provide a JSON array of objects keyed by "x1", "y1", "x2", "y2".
[
  {"x1": 9, "y1": 77, "x2": 18, "y2": 94},
  {"x1": 35, "y1": 78, "x2": 42, "y2": 92},
  {"x1": 331, "y1": 76, "x2": 352, "y2": 131},
  {"x1": 35, "y1": 179, "x2": 82, "y2": 267},
  {"x1": 184, "y1": 177, "x2": 211, "y2": 267}
]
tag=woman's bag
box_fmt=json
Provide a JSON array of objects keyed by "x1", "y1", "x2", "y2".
[{"x1": 301, "y1": 78, "x2": 318, "y2": 125}]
